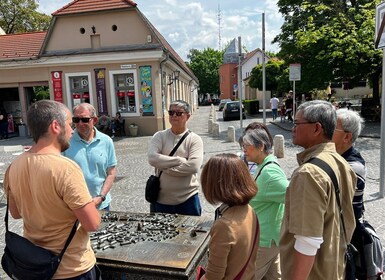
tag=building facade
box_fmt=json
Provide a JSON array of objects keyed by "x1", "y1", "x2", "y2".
[{"x1": 0, "y1": 0, "x2": 199, "y2": 136}]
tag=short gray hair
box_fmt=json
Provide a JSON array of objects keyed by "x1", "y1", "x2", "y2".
[
  {"x1": 73, "y1": 103, "x2": 97, "y2": 117},
  {"x1": 169, "y1": 100, "x2": 191, "y2": 114},
  {"x1": 336, "y1": 108, "x2": 364, "y2": 143},
  {"x1": 242, "y1": 128, "x2": 272, "y2": 154},
  {"x1": 27, "y1": 100, "x2": 68, "y2": 142},
  {"x1": 297, "y1": 100, "x2": 336, "y2": 140}
]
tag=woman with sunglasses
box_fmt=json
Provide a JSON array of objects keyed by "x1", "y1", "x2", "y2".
[{"x1": 147, "y1": 100, "x2": 203, "y2": 216}]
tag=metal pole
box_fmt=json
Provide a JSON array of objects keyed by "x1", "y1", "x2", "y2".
[
  {"x1": 262, "y1": 12, "x2": 266, "y2": 125},
  {"x1": 293, "y1": 81, "x2": 296, "y2": 119},
  {"x1": 238, "y1": 36, "x2": 243, "y2": 130},
  {"x1": 379, "y1": 49, "x2": 385, "y2": 197}
]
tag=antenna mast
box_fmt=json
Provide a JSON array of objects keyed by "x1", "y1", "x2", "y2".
[{"x1": 218, "y1": 3, "x2": 222, "y2": 50}]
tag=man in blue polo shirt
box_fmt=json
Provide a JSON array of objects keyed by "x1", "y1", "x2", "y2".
[{"x1": 63, "y1": 103, "x2": 117, "y2": 210}]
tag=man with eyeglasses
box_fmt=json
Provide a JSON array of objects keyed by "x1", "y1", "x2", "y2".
[
  {"x1": 148, "y1": 100, "x2": 203, "y2": 216},
  {"x1": 332, "y1": 108, "x2": 367, "y2": 278},
  {"x1": 280, "y1": 100, "x2": 356, "y2": 280},
  {"x1": 63, "y1": 103, "x2": 117, "y2": 210}
]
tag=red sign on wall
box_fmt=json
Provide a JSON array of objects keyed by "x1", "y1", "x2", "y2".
[{"x1": 51, "y1": 71, "x2": 63, "y2": 102}]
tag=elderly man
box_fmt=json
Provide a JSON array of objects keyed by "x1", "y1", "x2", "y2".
[
  {"x1": 280, "y1": 100, "x2": 356, "y2": 280},
  {"x1": 63, "y1": 103, "x2": 117, "y2": 210},
  {"x1": 4, "y1": 100, "x2": 101, "y2": 279},
  {"x1": 333, "y1": 108, "x2": 367, "y2": 278},
  {"x1": 148, "y1": 100, "x2": 204, "y2": 216}
]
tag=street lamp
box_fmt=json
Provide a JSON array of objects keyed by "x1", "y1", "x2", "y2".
[{"x1": 168, "y1": 70, "x2": 180, "y2": 100}]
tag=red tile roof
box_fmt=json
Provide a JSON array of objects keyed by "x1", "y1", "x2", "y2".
[
  {"x1": 52, "y1": 0, "x2": 137, "y2": 16},
  {"x1": 0, "y1": 31, "x2": 46, "y2": 60}
]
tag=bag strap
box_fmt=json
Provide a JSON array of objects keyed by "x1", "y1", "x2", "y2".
[
  {"x1": 255, "y1": 161, "x2": 280, "y2": 179},
  {"x1": 233, "y1": 213, "x2": 259, "y2": 280},
  {"x1": 4, "y1": 165, "x2": 79, "y2": 259},
  {"x1": 158, "y1": 130, "x2": 190, "y2": 178},
  {"x1": 306, "y1": 157, "x2": 350, "y2": 244}
]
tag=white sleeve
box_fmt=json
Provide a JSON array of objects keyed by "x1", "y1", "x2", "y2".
[{"x1": 294, "y1": 235, "x2": 324, "y2": 256}]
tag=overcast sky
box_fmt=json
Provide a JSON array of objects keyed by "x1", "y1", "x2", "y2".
[{"x1": 37, "y1": 0, "x2": 283, "y2": 61}]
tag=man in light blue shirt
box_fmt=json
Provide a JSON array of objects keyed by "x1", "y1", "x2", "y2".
[{"x1": 63, "y1": 103, "x2": 117, "y2": 210}]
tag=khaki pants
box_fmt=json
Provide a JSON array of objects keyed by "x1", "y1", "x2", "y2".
[{"x1": 255, "y1": 242, "x2": 281, "y2": 280}]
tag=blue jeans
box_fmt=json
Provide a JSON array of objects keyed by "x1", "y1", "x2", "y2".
[
  {"x1": 151, "y1": 193, "x2": 202, "y2": 216},
  {"x1": 60, "y1": 265, "x2": 101, "y2": 280},
  {"x1": 272, "y1": 109, "x2": 278, "y2": 120}
]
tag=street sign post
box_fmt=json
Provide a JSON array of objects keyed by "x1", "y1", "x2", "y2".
[{"x1": 289, "y1": 64, "x2": 301, "y2": 118}]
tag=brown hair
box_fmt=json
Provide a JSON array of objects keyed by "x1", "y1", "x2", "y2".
[{"x1": 201, "y1": 153, "x2": 257, "y2": 206}]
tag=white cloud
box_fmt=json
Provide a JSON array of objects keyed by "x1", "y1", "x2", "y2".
[{"x1": 37, "y1": 0, "x2": 283, "y2": 59}]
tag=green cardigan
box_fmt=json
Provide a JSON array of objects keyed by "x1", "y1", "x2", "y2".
[{"x1": 249, "y1": 154, "x2": 289, "y2": 247}]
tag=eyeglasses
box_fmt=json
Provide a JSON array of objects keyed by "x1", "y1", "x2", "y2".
[
  {"x1": 168, "y1": 110, "x2": 186, "y2": 116},
  {"x1": 334, "y1": 128, "x2": 348, "y2": 133},
  {"x1": 293, "y1": 121, "x2": 317, "y2": 128},
  {"x1": 72, "y1": 117, "x2": 92, "y2": 123},
  {"x1": 242, "y1": 144, "x2": 251, "y2": 149}
]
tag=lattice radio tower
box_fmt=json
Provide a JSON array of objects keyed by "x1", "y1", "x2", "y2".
[{"x1": 218, "y1": 3, "x2": 222, "y2": 50}]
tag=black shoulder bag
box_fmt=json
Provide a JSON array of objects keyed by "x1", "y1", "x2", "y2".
[
  {"x1": 307, "y1": 157, "x2": 358, "y2": 280},
  {"x1": 145, "y1": 130, "x2": 190, "y2": 203},
  {"x1": 1, "y1": 195, "x2": 79, "y2": 280}
]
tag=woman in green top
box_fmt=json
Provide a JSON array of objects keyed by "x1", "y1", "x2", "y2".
[{"x1": 242, "y1": 127, "x2": 289, "y2": 280}]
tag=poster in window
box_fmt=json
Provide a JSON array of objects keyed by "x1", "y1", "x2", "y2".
[
  {"x1": 94, "y1": 68, "x2": 108, "y2": 115},
  {"x1": 140, "y1": 66, "x2": 153, "y2": 115},
  {"x1": 52, "y1": 71, "x2": 63, "y2": 103}
]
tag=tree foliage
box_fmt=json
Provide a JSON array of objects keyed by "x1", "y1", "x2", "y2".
[
  {"x1": 0, "y1": 0, "x2": 51, "y2": 34},
  {"x1": 186, "y1": 48, "x2": 224, "y2": 95},
  {"x1": 249, "y1": 59, "x2": 291, "y2": 95},
  {"x1": 273, "y1": 0, "x2": 382, "y2": 100}
]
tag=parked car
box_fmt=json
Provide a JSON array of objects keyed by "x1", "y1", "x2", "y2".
[
  {"x1": 218, "y1": 99, "x2": 232, "y2": 111},
  {"x1": 223, "y1": 101, "x2": 246, "y2": 121}
]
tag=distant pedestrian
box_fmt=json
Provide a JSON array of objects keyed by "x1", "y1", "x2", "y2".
[
  {"x1": 270, "y1": 94, "x2": 280, "y2": 121},
  {"x1": 280, "y1": 100, "x2": 356, "y2": 279},
  {"x1": 63, "y1": 103, "x2": 117, "y2": 210},
  {"x1": 285, "y1": 91, "x2": 293, "y2": 122},
  {"x1": 199, "y1": 153, "x2": 259, "y2": 280},
  {"x1": 0, "y1": 105, "x2": 9, "y2": 139},
  {"x1": 242, "y1": 127, "x2": 288, "y2": 279},
  {"x1": 148, "y1": 100, "x2": 203, "y2": 216}
]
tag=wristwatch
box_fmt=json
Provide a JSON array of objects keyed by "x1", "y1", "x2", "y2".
[{"x1": 97, "y1": 194, "x2": 106, "y2": 201}]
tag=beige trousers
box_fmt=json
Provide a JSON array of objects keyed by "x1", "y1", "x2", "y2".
[{"x1": 255, "y1": 242, "x2": 281, "y2": 280}]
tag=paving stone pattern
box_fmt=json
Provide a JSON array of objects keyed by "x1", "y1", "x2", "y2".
[{"x1": 0, "y1": 106, "x2": 384, "y2": 279}]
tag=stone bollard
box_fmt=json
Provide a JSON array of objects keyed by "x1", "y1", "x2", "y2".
[
  {"x1": 227, "y1": 126, "x2": 236, "y2": 142},
  {"x1": 274, "y1": 134, "x2": 285, "y2": 158},
  {"x1": 208, "y1": 118, "x2": 213, "y2": 134},
  {"x1": 213, "y1": 122, "x2": 220, "y2": 137}
]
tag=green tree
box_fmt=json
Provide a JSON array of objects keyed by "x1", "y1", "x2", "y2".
[
  {"x1": 186, "y1": 48, "x2": 224, "y2": 96},
  {"x1": 273, "y1": 0, "x2": 382, "y2": 100},
  {"x1": 0, "y1": 0, "x2": 51, "y2": 34},
  {"x1": 249, "y1": 59, "x2": 291, "y2": 96}
]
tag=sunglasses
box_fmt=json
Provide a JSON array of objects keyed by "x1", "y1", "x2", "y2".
[
  {"x1": 72, "y1": 117, "x2": 92, "y2": 123},
  {"x1": 168, "y1": 110, "x2": 186, "y2": 116}
]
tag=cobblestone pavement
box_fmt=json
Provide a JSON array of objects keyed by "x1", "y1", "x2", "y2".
[{"x1": 0, "y1": 106, "x2": 384, "y2": 279}]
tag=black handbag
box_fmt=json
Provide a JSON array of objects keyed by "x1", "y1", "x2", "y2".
[
  {"x1": 145, "y1": 130, "x2": 190, "y2": 203},
  {"x1": 1, "y1": 196, "x2": 78, "y2": 280},
  {"x1": 145, "y1": 175, "x2": 161, "y2": 203}
]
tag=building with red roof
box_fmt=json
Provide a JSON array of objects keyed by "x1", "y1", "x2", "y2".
[{"x1": 0, "y1": 0, "x2": 198, "y2": 136}]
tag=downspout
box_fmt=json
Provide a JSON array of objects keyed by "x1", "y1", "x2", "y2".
[{"x1": 160, "y1": 51, "x2": 170, "y2": 129}]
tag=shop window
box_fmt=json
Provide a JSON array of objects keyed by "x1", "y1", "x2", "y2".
[
  {"x1": 70, "y1": 76, "x2": 90, "y2": 106},
  {"x1": 114, "y1": 73, "x2": 136, "y2": 113}
]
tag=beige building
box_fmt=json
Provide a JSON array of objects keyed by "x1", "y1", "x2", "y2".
[{"x1": 0, "y1": 0, "x2": 199, "y2": 136}]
